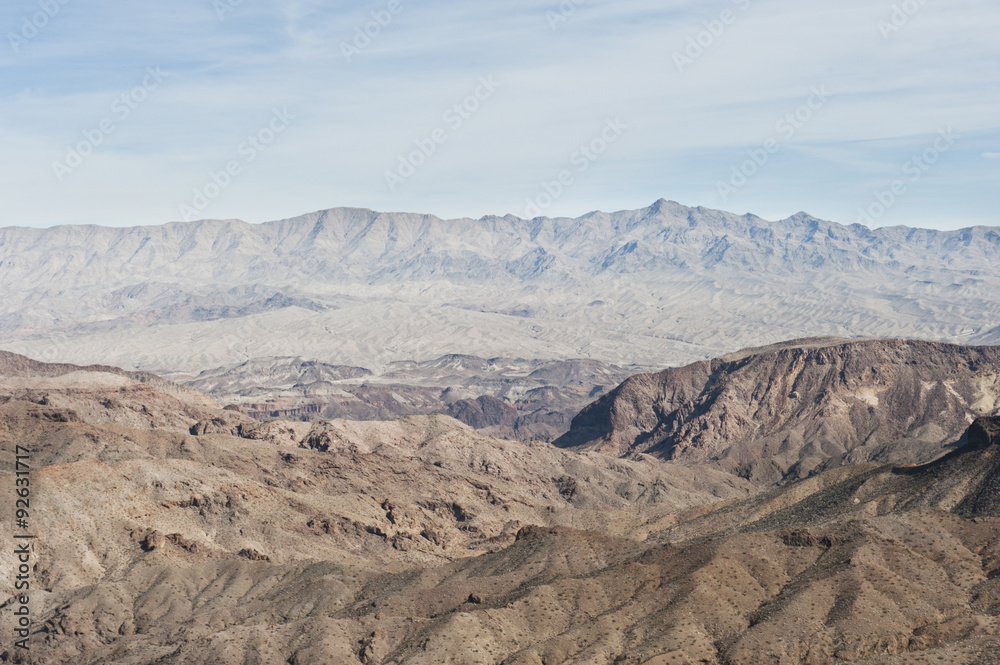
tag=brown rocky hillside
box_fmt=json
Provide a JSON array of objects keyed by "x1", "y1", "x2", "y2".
[
  {"x1": 3, "y1": 350, "x2": 1000, "y2": 664},
  {"x1": 555, "y1": 338, "x2": 1000, "y2": 483}
]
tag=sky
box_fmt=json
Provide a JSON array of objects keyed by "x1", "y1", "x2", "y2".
[{"x1": 1, "y1": 0, "x2": 998, "y2": 230}]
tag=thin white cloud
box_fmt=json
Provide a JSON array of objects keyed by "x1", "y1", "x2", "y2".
[{"x1": 0, "y1": 0, "x2": 998, "y2": 228}]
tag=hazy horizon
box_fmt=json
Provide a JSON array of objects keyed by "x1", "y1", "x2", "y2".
[{"x1": 1, "y1": 198, "x2": 998, "y2": 234}]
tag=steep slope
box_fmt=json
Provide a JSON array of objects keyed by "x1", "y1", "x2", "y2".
[
  {"x1": 556, "y1": 338, "x2": 1000, "y2": 483},
  {"x1": 654, "y1": 416, "x2": 1000, "y2": 544},
  {"x1": 2, "y1": 201, "x2": 998, "y2": 372}
]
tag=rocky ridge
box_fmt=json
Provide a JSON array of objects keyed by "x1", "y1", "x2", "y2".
[{"x1": 556, "y1": 338, "x2": 1000, "y2": 484}]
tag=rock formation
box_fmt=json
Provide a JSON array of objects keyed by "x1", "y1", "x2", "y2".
[{"x1": 557, "y1": 338, "x2": 1000, "y2": 483}]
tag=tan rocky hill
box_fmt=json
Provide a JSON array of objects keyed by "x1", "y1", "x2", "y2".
[
  {"x1": 4, "y1": 351, "x2": 1000, "y2": 664},
  {"x1": 555, "y1": 338, "x2": 1000, "y2": 484}
]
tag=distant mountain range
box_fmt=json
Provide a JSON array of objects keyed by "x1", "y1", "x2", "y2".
[{"x1": 1, "y1": 200, "x2": 998, "y2": 374}]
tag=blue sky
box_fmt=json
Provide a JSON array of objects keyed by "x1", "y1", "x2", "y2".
[{"x1": 1, "y1": 0, "x2": 998, "y2": 229}]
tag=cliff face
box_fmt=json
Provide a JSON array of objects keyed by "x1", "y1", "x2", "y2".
[{"x1": 556, "y1": 338, "x2": 1000, "y2": 483}]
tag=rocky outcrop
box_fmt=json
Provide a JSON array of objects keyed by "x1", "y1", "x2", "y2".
[
  {"x1": 440, "y1": 395, "x2": 518, "y2": 430},
  {"x1": 556, "y1": 338, "x2": 1000, "y2": 483}
]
